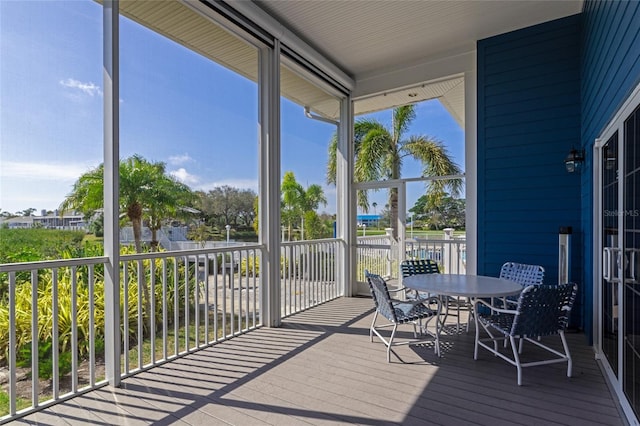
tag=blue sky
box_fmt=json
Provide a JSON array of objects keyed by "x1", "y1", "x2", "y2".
[{"x1": 0, "y1": 1, "x2": 464, "y2": 216}]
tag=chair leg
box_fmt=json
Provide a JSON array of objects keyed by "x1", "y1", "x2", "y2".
[
  {"x1": 387, "y1": 324, "x2": 398, "y2": 362},
  {"x1": 370, "y1": 311, "x2": 379, "y2": 342},
  {"x1": 559, "y1": 330, "x2": 572, "y2": 378},
  {"x1": 509, "y1": 335, "x2": 523, "y2": 386}
]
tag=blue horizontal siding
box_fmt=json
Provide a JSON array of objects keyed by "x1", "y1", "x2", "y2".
[
  {"x1": 477, "y1": 15, "x2": 582, "y2": 326},
  {"x1": 580, "y1": 0, "x2": 640, "y2": 342}
]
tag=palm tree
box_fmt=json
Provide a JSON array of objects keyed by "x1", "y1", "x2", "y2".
[
  {"x1": 61, "y1": 155, "x2": 195, "y2": 325},
  {"x1": 327, "y1": 104, "x2": 462, "y2": 238},
  {"x1": 60, "y1": 154, "x2": 195, "y2": 252},
  {"x1": 281, "y1": 171, "x2": 327, "y2": 240}
]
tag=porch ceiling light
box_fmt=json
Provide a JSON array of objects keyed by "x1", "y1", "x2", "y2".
[{"x1": 564, "y1": 148, "x2": 584, "y2": 173}]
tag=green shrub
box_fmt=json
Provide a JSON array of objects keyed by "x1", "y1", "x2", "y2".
[
  {"x1": 16, "y1": 339, "x2": 72, "y2": 380},
  {"x1": 0, "y1": 228, "x2": 85, "y2": 264},
  {"x1": 240, "y1": 256, "x2": 260, "y2": 277},
  {"x1": 280, "y1": 255, "x2": 291, "y2": 278}
]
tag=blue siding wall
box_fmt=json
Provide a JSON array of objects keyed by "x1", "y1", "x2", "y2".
[
  {"x1": 477, "y1": 16, "x2": 583, "y2": 323},
  {"x1": 580, "y1": 0, "x2": 640, "y2": 341}
]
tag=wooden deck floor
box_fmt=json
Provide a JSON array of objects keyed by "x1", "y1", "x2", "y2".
[{"x1": 17, "y1": 297, "x2": 625, "y2": 425}]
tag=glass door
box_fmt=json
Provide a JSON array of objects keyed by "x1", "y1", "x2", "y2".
[
  {"x1": 597, "y1": 94, "x2": 640, "y2": 424},
  {"x1": 623, "y1": 105, "x2": 640, "y2": 416}
]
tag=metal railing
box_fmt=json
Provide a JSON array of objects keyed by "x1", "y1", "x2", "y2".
[
  {"x1": 0, "y1": 245, "x2": 263, "y2": 423},
  {"x1": 0, "y1": 238, "x2": 344, "y2": 423},
  {"x1": 356, "y1": 233, "x2": 467, "y2": 283},
  {"x1": 280, "y1": 238, "x2": 341, "y2": 317}
]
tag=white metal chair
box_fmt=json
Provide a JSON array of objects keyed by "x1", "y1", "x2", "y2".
[
  {"x1": 474, "y1": 282, "x2": 578, "y2": 385},
  {"x1": 365, "y1": 271, "x2": 441, "y2": 361}
]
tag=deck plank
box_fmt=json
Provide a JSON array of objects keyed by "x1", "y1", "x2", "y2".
[{"x1": 18, "y1": 297, "x2": 626, "y2": 425}]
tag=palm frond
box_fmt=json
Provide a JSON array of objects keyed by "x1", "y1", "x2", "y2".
[
  {"x1": 392, "y1": 105, "x2": 416, "y2": 144},
  {"x1": 402, "y1": 135, "x2": 463, "y2": 196}
]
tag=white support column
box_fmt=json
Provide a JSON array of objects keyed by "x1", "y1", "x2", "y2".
[
  {"x1": 258, "y1": 42, "x2": 281, "y2": 326},
  {"x1": 337, "y1": 96, "x2": 355, "y2": 296},
  {"x1": 464, "y1": 68, "x2": 477, "y2": 275},
  {"x1": 103, "y1": 0, "x2": 121, "y2": 386}
]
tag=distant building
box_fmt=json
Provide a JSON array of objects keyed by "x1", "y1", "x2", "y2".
[
  {"x1": 0, "y1": 216, "x2": 34, "y2": 229},
  {"x1": 356, "y1": 214, "x2": 380, "y2": 227},
  {"x1": 0, "y1": 211, "x2": 87, "y2": 230}
]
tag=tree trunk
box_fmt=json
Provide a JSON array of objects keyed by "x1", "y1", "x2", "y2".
[
  {"x1": 129, "y1": 203, "x2": 144, "y2": 254},
  {"x1": 128, "y1": 203, "x2": 151, "y2": 331},
  {"x1": 150, "y1": 227, "x2": 159, "y2": 251},
  {"x1": 389, "y1": 187, "x2": 398, "y2": 240},
  {"x1": 389, "y1": 149, "x2": 401, "y2": 239}
]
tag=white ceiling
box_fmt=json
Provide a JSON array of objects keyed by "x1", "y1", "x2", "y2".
[
  {"x1": 254, "y1": 0, "x2": 584, "y2": 124},
  {"x1": 122, "y1": 1, "x2": 583, "y2": 125}
]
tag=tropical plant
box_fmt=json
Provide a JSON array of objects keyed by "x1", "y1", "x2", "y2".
[
  {"x1": 60, "y1": 155, "x2": 195, "y2": 320},
  {"x1": 327, "y1": 104, "x2": 462, "y2": 238},
  {"x1": 60, "y1": 154, "x2": 195, "y2": 253},
  {"x1": 281, "y1": 171, "x2": 327, "y2": 240},
  {"x1": 240, "y1": 255, "x2": 260, "y2": 277}
]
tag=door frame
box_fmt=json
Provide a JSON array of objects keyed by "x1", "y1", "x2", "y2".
[{"x1": 593, "y1": 80, "x2": 640, "y2": 426}]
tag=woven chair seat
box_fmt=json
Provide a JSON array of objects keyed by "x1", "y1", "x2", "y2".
[{"x1": 393, "y1": 301, "x2": 438, "y2": 324}]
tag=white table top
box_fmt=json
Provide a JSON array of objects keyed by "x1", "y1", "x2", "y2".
[{"x1": 403, "y1": 274, "x2": 523, "y2": 298}]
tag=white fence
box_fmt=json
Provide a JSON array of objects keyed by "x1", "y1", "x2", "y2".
[
  {"x1": 0, "y1": 239, "x2": 342, "y2": 423},
  {"x1": 356, "y1": 231, "x2": 467, "y2": 285},
  {"x1": 0, "y1": 232, "x2": 467, "y2": 422}
]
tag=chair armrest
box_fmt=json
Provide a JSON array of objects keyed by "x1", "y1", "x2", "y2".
[
  {"x1": 391, "y1": 296, "x2": 440, "y2": 307},
  {"x1": 475, "y1": 298, "x2": 517, "y2": 315}
]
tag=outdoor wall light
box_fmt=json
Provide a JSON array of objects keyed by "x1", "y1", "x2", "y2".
[{"x1": 564, "y1": 148, "x2": 585, "y2": 173}]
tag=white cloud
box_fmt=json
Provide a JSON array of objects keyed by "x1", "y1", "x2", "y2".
[
  {"x1": 59, "y1": 78, "x2": 103, "y2": 97},
  {"x1": 0, "y1": 160, "x2": 94, "y2": 181},
  {"x1": 0, "y1": 161, "x2": 100, "y2": 212},
  {"x1": 169, "y1": 168, "x2": 199, "y2": 185},
  {"x1": 168, "y1": 154, "x2": 193, "y2": 166}
]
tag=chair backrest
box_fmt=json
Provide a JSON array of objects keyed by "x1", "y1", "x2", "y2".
[
  {"x1": 401, "y1": 259, "x2": 439, "y2": 277},
  {"x1": 499, "y1": 262, "x2": 545, "y2": 287},
  {"x1": 365, "y1": 271, "x2": 398, "y2": 322},
  {"x1": 511, "y1": 283, "x2": 578, "y2": 337}
]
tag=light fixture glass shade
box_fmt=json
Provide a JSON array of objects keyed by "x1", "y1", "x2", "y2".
[{"x1": 565, "y1": 148, "x2": 584, "y2": 173}]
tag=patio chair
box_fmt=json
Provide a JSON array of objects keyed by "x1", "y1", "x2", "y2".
[
  {"x1": 365, "y1": 271, "x2": 441, "y2": 361},
  {"x1": 400, "y1": 259, "x2": 439, "y2": 300},
  {"x1": 498, "y1": 262, "x2": 545, "y2": 304},
  {"x1": 474, "y1": 282, "x2": 578, "y2": 386},
  {"x1": 401, "y1": 259, "x2": 471, "y2": 332},
  {"x1": 487, "y1": 262, "x2": 545, "y2": 313}
]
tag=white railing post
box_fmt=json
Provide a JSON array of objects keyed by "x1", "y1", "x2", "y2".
[
  {"x1": 384, "y1": 228, "x2": 394, "y2": 278},
  {"x1": 443, "y1": 228, "x2": 454, "y2": 274}
]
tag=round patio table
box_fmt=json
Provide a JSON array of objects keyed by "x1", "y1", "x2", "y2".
[
  {"x1": 402, "y1": 274, "x2": 522, "y2": 299},
  {"x1": 402, "y1": 274, "x2": 523, "y2": 335}
]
